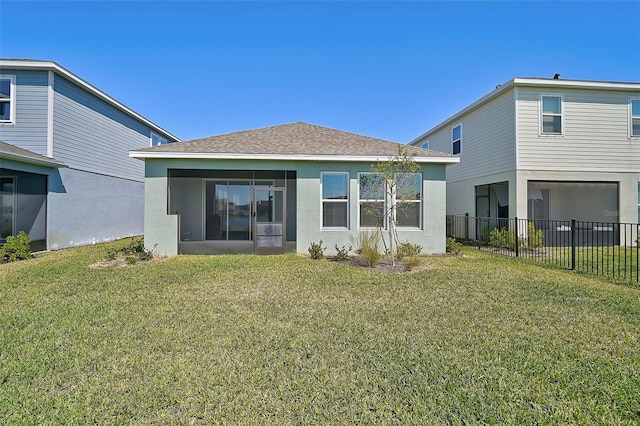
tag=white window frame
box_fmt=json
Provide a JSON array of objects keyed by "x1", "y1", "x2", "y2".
[
  {"x1": 539, "y1": 93, "x2": 564, "y2": 136},
  {"x1": 150, "y1": 132, "x2": 168, "y2": 147},
  {"x1": 629, "y1": 97, "x2": 640, "y2": 138},
  {"x1": 320, "y1": 172, "x2": 349, "y2": 229},
  {"x1": 358, "y1": 172, "x2": 386, "y2": 229},
  {"x1": 452, "y1": 124, "x2": 462, "y2": 155},
  {"x1": 394, "y1": 173, "x2": 422, "y2": 230},
  {"x1": 0, "y1": 75, "x2": 16, "y2": 125}
]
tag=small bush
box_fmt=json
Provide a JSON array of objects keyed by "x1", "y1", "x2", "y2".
[
  {"x1": 403, "y1": 255, "x2": 422, "y2": 272},
  {"x1": 0, "y1": 231, "x2": 33, "y2": 262},
  {"x1": 527, "y1": 222, "x2": 544, "y2": 248},
  {"x1": 308, "y1": 240, "x2": 325, "y2": 260},
  {"x1": 357, "y1": 231, "x2": 382, "y2": 267},
  {"x1": 446, "y1": 237, "x2": 462, "y2": 254},
  {"x1": 489, "y1": 227, "x2": 523, "y2": 251},
  {"x1": 397, "y1": 241, "x2": 422, "y2": 258},
  {"x1": 103, "y1": 237, "x2": 156, "y2": 264},
  {"x1": 334, "y1": 244, "x2": 351, "y2": 261}
]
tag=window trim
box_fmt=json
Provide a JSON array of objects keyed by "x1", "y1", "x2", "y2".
[
  {"x1": 394, "y1": 172, "x2": 423, "y2": 230},
  {"x1": 358, "y1": 172, "x2": 386, "y2": 230},
  {"x1": 452, "y1": 124, "x2": 462, "y2": 155},
  {"x1": 629, "y1": 96, "x2": 640, "y2": 138},
  {"x1": 539, "y1": 93, "x2": 564, "y2": 136},
  {"x1": 320, "y1": 171, "x2": 349, "y2": 229},
  {"x1": 0, "y1": 75, "x2": 16, "y2": 125},
  {"x1": 150, "y1": 132, "x2": 168, "y2": 147}
]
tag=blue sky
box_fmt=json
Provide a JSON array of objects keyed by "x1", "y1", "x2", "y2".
[{"x1": 1, "y1": 1, "x2": 639, "y2": 143}]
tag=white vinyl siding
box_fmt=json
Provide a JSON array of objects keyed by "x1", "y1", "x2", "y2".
[
  {"x1": 518, "y1": 87, "x2": 640, "y2": 173},
  {"x1": 412, "y1": 90, "x2": 516, "y2": 183}
]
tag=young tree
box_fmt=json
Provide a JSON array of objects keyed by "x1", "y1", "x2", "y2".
[{"x1": 363, "y1": 146, "x2": 420, "y2": 266}]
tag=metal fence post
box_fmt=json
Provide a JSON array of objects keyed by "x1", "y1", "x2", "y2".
[
  {"x1": 515, "y1": 217, "x2": 519, "y2": 258},
  {"x1": 571, "y1": 218, "x2": 576, "y2": 271}
]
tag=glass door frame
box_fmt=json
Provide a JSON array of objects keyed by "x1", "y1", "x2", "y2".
[{"x1": 253, "y1": 186, "x2": 286, "y2": 254}]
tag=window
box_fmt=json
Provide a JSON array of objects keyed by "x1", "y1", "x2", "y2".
[
  {"x1": 452, "y1": 124, "x2": 462, "y2": 155},
  {"x1": 150, "y1": 132, "x2": 168, "y2": 146},
  {"x1": 395, "y1": 173, "x2": 422, "y2": 228},
  {"x1": 1, "y1": 177, "x2": 16, "y2": 241},
  {"x1": 630, "y1": 97, "x2": 640, "y2": 137},
  {"x1": 422, "y1": 141, "x2": 430, "y2": 150},
  {"x1": 359, "y1": 173, "x2": 385, "y2": 228},
  {"x1": 540, "y1": 94, "x2": 563, "y2": 134},
  {"x1": 321, "y1": 172, "x2": 349, "y2": 228},
  {"x1": 358, "y1": 172, "x2": 423, "y2": 229},
  {"x1": 0, "y1": 75, "x2": 16, "y2": 124}
]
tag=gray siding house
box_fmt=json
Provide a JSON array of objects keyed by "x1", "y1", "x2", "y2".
[
  {"x1": 0, "y1": 59, "x2": 179, "y2": 250},
  {"x1": 130, "y1": 122, "x2": 458, "y2": 257},
  {"x1": 410, "y1": 77, "x2": 640, "y2": 236}
]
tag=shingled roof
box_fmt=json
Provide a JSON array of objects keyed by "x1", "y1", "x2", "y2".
[
  {"x1": 130, "y1": 122, "x2": 458, "y2": 163},
  {"x1": 0, "y1": 141, "x2": 67, "y2": 168}
]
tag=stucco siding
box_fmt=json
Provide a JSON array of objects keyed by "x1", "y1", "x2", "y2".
[
  {"x1": 52, "y1": 74, "x2": 151, "y2": 181},
  {"x1": 0, "y1": 69, "x2": 49, "y2": 155},
  {"x1": 517, "y1": 87, "x2": 640, "y2": 172},
  {"x1": 48, "y1": 168, "x2": 144, "y2": 249},
  {"x1": 414, "y1": 90, "x2": 516, "y2": 183}
]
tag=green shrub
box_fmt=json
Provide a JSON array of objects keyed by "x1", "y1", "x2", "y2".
[
  {"x1": 527, "y1": 221, "x2": 544, "y2": 249},
  {"x1": 334, "y1": 244, "x2": 351, "y2": 261},
  {"x1": 103, "y1": 237, "x2": 156, "y2": 263},
  {"x1": 0, "y1": 231, "x2": 33, "y2": 262},
  {"x1": 308, "y1": 240, "x2": 325, "y2": 260},
  {"x1": 357, "y1": 231, "x2": 382, "y2": 267},
  {"x1": 446, "y1": 237, "x2": 462, "y2": 254},
  {"x1": 489, "y1": 227, "x2": 522, "y2": 251},
  {"x1": 125, "y1": 256, "x2": 138, "y2": 265},
  {"x1": 397, "y1": 241, "x2": 422, "y2": 258}
]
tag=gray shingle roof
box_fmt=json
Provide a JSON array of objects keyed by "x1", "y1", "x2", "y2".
[
  {"x1": 0, "y1": 141, "x2": 67, "y2": 168},
  {"x1": 134, "y1": 122, "x2": 454, "y2": 159}
]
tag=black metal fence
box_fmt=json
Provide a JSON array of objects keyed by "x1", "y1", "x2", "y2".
[{"x1": 447, "y1": 214, "x2": 639, "y2": 285}]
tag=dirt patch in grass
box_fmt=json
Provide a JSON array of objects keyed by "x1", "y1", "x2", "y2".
[
  {"x1": 329, "y1": 255, "x2": 436, "y2": 273},
  {"x1": 89, "y1": 255, "x2": 167, "y2": 269}
]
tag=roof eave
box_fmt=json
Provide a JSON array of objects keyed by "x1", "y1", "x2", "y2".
[
  {"x1": 0, "y1": 151, "x2": 68, "y2": 168},
  {"x1": 410, "y1": 77, "x2": 640, "y2": 144},
  {"x1": 0, "y1": 59, "x2": 181, "y2": 143},
  {"x1": 129, "y1": 151, "x2": 460, "y2": 164}
]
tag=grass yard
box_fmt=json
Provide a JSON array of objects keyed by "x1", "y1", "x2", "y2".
[{"x1": 1, "y1": 240, "x2": 639, "y2": 424}]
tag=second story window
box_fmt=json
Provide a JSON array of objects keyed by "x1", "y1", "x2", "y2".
[
  {"x1": 0, "y1": 75, "x2": 16, "y2": 124},
  {"x1": 452, "y1": 124, "x2": 462, "y2": 155},
  {"x1": 540, "y1": 94, "x2": 563, "y2": 135},
  {"x1": 151, "y1": 132, "x2": 168, "y2": 146},
  {"x1": 630, "y1": 97, "x2": 640, "y2": 137}
]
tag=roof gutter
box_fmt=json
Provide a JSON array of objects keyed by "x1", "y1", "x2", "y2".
[{"x1": 129, "y1": 151, "x2": 460, "y2": 164}]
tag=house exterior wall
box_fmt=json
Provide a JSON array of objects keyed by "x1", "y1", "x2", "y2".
[
  {"x1": 0, "y1": 69, "x2": 49, "y2": 155},
  {"x1": 517, "y1": 87, "x2": 640, "y2": 173},
  {"x1": 47, "y1": 168, "x2": 144, "y2": 249},
  {"x1": 143, "y1": 158, "x2": 449, "y2": 257},
  {"x1": 413, "y1": 90, "x2": 516, "y2": 183},
  {"x1": 52, "y1": 74, "x2": 153, "y2": 182},
  {"x1": 1, "y1": 62, "x2": 180, "y2": 250}
]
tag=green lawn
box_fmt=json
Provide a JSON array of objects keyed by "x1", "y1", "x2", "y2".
[{"x1": 1, "y1": 241, "x2": 639, "y2": 424}]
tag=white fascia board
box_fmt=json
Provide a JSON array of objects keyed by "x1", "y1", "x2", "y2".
[
  {"x1": 129, "y1": 151, "x2": 461, "y2": 164},
  {"x1": 410, "y1": 77, "x2": 640, "y2": 145},
  {"x1": 0, "y1": 59, "x2": 181, "y2": 142},
  {"x1": 0, "y1": 151, "x2": 68, "y2": 168}
]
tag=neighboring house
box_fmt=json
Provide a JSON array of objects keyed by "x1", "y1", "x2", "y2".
[
  {"x1": 129, "y1": 122, "x2": 458, "y2": 256},
  {"x1": 0, "y1": 59, "x2": 179, "y2": 250},
  {"x1": 410, "y1": 77, "x2": 640, "y2": 237}
]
